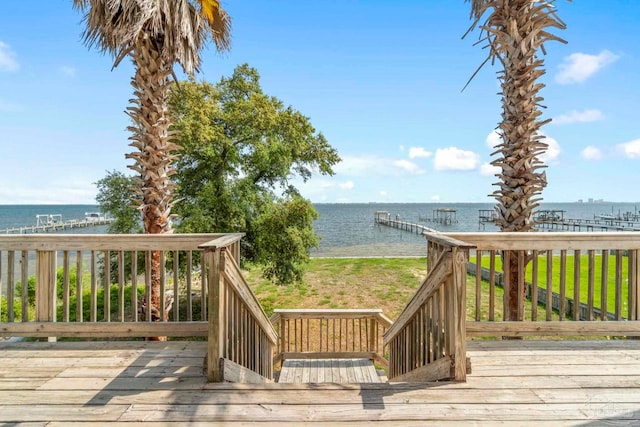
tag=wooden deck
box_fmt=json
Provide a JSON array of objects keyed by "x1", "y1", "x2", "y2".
[
  {"x1": 1, "y1": 339, "x2": 640, "y2": 425},
  {"x1": 278, "y1": 358, "x2": 383, "y2": 383}
]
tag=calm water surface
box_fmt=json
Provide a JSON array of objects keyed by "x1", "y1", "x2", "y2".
[{"x1": 1, "y1": 202, "x2": 639, "y2": 257}]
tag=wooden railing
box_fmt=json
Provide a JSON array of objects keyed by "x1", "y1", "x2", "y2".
[
  {"x1": 0, "y1": 233, "x2": 239, "y2": 337},
  {"x1": 270, "y1": 309, "x2": 392, "y2": 369},
  {"x1": 383, "y1": 234, "x2": 473, "y2": 382},
  {"x1": 202, "y1": 239, "x2": 277, "y2": 383},
  {"x1": 441, "y1": 232, "x2": 640, "y2": 337},
  {"x1": 0, "y1": 233, "x2": 276, "y2": 383}
]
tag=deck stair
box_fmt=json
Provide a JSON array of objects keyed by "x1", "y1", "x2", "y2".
[{"x1": 277, "y1": 358, "x2": 385, "y2": 383}]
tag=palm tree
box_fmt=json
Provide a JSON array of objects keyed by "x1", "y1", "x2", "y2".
[
  {"x1": 466, "y1": 0, "x2": 567, "y2": 321},
  {"x1": 73, "y1": 0, "x2": 231, "y2": 333}
]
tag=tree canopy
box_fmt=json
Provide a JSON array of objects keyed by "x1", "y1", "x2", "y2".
[{"x1": 165, "y1": 64, "x2": 340, "y2": 283}]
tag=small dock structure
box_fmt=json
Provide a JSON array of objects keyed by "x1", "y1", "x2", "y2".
[
  {"x1": 0, "y1": 212, "x2": 114, "y2": 234},
  {"x1": 374, "y1": 211, "x2": 437, "y2": 235},
  {"x1": 419, "y1": 207, "x2": 458, "y2": 225},
  {"x1": 478, "y1": 208, "x2": 640, "y2": 232}
]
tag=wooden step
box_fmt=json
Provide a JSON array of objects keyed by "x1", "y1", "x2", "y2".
[{"x1": 278, "y1": 358, "x2": 383, "y2": 384}]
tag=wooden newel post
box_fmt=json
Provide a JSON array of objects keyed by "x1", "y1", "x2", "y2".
[
  {"x1": 450, "y1": 247, "x2": 468, "y2": 381},
  {"x1": 206, "y1": 247, "x2": 226, "y2": 382},
  {"x1": 36, "y1": 250, "x2": 57, "y2": 342}
]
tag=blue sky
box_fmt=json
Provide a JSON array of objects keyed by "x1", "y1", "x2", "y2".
[{"x1": 1, "y1": 1, "x2": 639, "y2": 204}]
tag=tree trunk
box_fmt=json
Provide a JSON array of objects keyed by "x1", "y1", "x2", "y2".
[{"x1": 126, "y1": 34, "x2": 181, "y2": 340}]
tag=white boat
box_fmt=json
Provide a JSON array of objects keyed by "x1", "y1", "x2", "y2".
[{"x1": 84, "y1": 212, "x2": 106, "y2": 222}]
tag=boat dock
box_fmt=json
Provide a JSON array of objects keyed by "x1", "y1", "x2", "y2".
[
  {"x1": 0, "y1": 213, "x2": 114, "y2": 234},
  {"x1": 374, "y1": 211, "x2": 438, "y2": 235},
  {"x1": 418, "y1": 207, "x2": 458, "y2": 225},
  {"x1": 479, "y1": 209, "x2": 640, "y2": 232}
]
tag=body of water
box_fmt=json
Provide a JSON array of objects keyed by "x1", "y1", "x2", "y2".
[
  {"x1": 1, "y1": 202, "x2": 639, "y2": 257},
  {"x1": 0, "y1": 205, "x2": 108, "y2": 234},
  {"x1": 311, "y1": 202, "x2": 640, "y2": 257}
]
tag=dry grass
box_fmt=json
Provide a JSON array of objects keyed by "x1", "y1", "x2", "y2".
[{"x1": 245, "y1": 257, "x2": 427, "y2": 319}]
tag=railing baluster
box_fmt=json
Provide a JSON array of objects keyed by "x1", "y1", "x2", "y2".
[
  {"x1": 588, "y1": 249, "x2": 595, "y2": 320},
  {"x1": 91, "y1": 251, "x2": 98, "y2": 322},
  {"x1": 118, "y1": 250, "x2": 125, "y2": 322},
  {"x1": 615, "y1": 250, "x2": 622, "y2": 320},
  {"x1": 475, "y1": 250, "x2": 482, "y2": 321},
  {"x1": 186, "y1": 250, "x2": 192, "y2": 321},
  {"x1": 546, "y1": 251, "x2": 553, "y2": 321},
  {"x1": 62, "y1": 250, "x2": 70, "y2": 322},
  {"x1": 627, "y1": 250, "x2": 638, "y2": 320},
  {"x1": 131, "y1": 251, "x2": 138, "y2": 322},
  {"x1": 103, "y1": 250, "x2": 110, "y2": 322},
  {"x1": 531, "y1": 250, "x2": 539, "y2": 321},
  {"x1": 573, "y1": 250, "x2": 581, "y2": 320},
  {"x1": 76, "y1": 250, "x2": 83, "y2": 323},
  {"x1": 601, "y1": 249, "x2": 609, "y2": 320},
  {"x1": 159, "y1": 251, "x2": 166, "y2": 322},
  {"x1": 173, "y1": 250, "x2": 179, "y2": 322},
  {"x1": 489, "y1": 250, "x2": 496, "y2": 321},
  {"x1": 559, "y1": 250, "x2": 567, "y2": 320},
  {"x1": 21, "y1": 250, "x2": 29, "y2": 322}
]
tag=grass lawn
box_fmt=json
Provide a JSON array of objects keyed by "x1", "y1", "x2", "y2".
[
  {"x1": 245, "y1": 257, "x2": 550, "y2": 323},
  {"x1": 472, "y1": 252, "x2": 632, "y2": 315}
]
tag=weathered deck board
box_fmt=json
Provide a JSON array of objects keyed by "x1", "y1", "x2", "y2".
[
  {"x1": 0, "y1": 340, "x2": 640, "y2": 424},
  {"x1": 279, "y1": 358, "x2": 381, "y2": 383}
]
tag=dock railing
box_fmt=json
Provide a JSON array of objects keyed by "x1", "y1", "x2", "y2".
[
  {"x1": 0, "y1": 233, "x2": 276, "y2": 383},
  {"x1": 440, "y1": 232, "x2": 640, "y2": 337},
  {"x1": 383, "y1": 234, "x2": 473, "y2": 382},
  {"x1": 270, "y1": 309, "x2": 392, "y2": 369}
]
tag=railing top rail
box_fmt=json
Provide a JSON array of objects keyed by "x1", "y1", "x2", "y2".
[
  {"x1": 198, "y1": 233, "x2": 245, "y2": 251},
  {"x1": 422, "y1": 232, "x2": 476, "y2": 250},
  {"x1": 270, "y1": 309, "x2": 393, "y2": 327},
  {"x1": 0, "y1": 233, "x2": 243, "y2": 251},
  {"x1": 434, "y1": 231, "x2": 640, "y2": 251}
]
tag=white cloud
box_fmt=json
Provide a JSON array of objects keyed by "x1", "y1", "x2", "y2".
[
  {"x1": 408, "y1": 147, "x2": 432, "y2": 159},
  {"x1": 618, "y1": 139, "x2": 640, "y2": 159},
  {"x1": 480, "y1": 162, "x2": 499, "y2": 176},
  {"x1": 379, "y1": 190, "x2": 388, "y2": 197},
  {"x1": 430, "y1": 195, "x2": 440, "y2": 202},
  {"x1": 486, "y1": 130, "x2": 502, "y2": 149},
  {"x1": 554, "y1": 109, "x2": 604, "y2": 125},
  {"x1": 0, "y1": 41, "x2": 19, "y2": 72},
  {"x1": 392, "y1": 159, "x2": 426, "y2": 175},
  {"x1": 339, "y1": 181, "x2": 354, "y2": 190},
  {"x1": 555, "y1": 50, "x2": 619, "y2": 84},
  {"x1": 433, "y1": 147, "x2": 480, "y2": 171},
  {"x1": 581, "y1": 146, "x2": 602, "y2": 161},
  {"x1": 59, "y1": 65, "x2": 77, "y2": 77},
  {"x1": 335, "y1": 155, "x2": 426, "y2": 177},
  {"x1": 539, "y1": 134, "x2": 561, "y2": 164}
]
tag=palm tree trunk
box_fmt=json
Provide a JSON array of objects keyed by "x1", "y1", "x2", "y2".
[
  {"x1": 489, "y1": 1, "x2": 552, "y2": 328},
  {"x1": 126, "y1": 34, "x2": 180, "y2": 339}
]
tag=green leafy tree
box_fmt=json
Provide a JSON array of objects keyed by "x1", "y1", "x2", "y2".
[
  {"x1": 95, "y1": 170, "x2": 142, "y2": 234},
  {"x1": 254, "y1": 197, "x2": 319, "y2": 284},
  {"x1": 169, "y1": 64, "x2": 340, "y2": 283}
]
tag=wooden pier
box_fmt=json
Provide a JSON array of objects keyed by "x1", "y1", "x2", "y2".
[
  {"x1": 0, "y1": 213, "x2": 114, "y2": 234},
  {"x1": 478, "y1": 209, "x2": 640, "y2": 232},
  {"x1": 374, "y1": 211, "x2": 437, "y2": 235}
]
